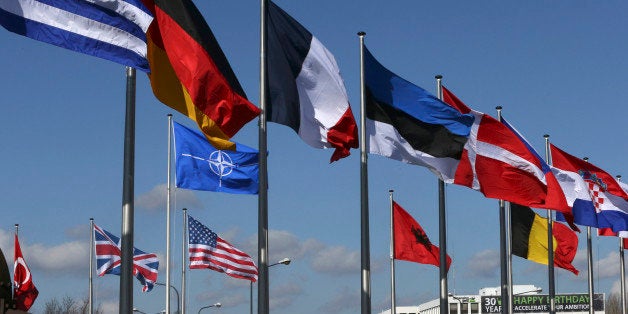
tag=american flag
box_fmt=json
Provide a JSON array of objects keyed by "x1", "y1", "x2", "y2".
[
  {"x1": 93, "y1": 224, "x2": 159, "y2": 292},
  {"x1": 188, "y1": 216, "x2": 258, "y2": 282}
]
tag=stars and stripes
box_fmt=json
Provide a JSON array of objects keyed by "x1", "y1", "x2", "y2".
[
  {"x1": 93, "y1": 224, "x2": 159, "y2": 292},
  {"x1": 188, "y1": 216, "x2": 258, "y2": 282}
]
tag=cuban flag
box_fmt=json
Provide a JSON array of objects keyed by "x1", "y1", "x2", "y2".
[
  {"x1": 0, "y1": 0, "x2": 153, "y2": 71},
  {"x1": 94, "y1": 224, "x2": 159, "y2": 292},
  {"x1": 551, "y1": 144, "x2": 628, "y2": 232}
]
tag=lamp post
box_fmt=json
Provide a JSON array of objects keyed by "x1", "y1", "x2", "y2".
[
  {"x1": 156, "y1": 282, "x2": 180, "y2": 314},
  {"x1": 513, "y1": 287, "x2": 542, "y2": 295},
  {"x1": 449, "y1": 294, "x2": 469, "y2": 314},
  {"x1": 251, "y1": 258, "x2": 291, "y2": 314},
  {"x1": 197, "y1": 303, "x2": 221, "y2": 314},
  {"x1": 133, "y1": 308, "x2": 147, "y2": 314}
]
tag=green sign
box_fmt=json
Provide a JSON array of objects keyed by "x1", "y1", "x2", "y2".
[{"x1": 481, "y1": 294, "x2": 604, "y2": 313}]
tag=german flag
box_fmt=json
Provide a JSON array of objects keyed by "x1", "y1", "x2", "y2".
[
  {"x1": 142, "y1": 0, "x2": 260, "y2": 150},
  {"x1": 510, "y1": 203, "x2": 579, "y2": 275}
]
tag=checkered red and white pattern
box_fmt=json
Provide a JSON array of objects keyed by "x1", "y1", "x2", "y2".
[{"x1": 586, "y1": 181, "x2": 605, "y2": 212}]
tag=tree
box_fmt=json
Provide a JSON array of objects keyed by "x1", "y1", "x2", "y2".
[
  {"x1": 43, "y1": 295, "x2": 103, "y2": 314},
  {"x1": 606, "y1": 293, "x2": 621, "y2": 314}
]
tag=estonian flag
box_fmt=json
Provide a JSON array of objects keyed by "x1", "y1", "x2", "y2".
[
  {"x1": 510, "y1": 203, "x2": 579, "y2": 275},
  {"x1": 143, "y1": 0, "x2": 261, "y2": 150},
  {"x1": 266, "y1": 1, "x2": 358, "y2": 163},
  {"x1": 364, "y1": 47, "x2": 474, "y2": 181}
]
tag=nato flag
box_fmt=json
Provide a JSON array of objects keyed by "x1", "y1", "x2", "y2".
[{"x1": 173, "y1": 122, "x2": 259, "y2": 194}]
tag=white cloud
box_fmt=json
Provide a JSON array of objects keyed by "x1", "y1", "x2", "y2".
[
  {"x1": 596, "y1": 251, "x2": 621, "y2": 279},
  {"x1": 310, "y1": 245, "x2": 360, "y2": 275},
  {"x1": 136, "y1": 184, "x2": 202, "y2": 212},
  {"x1": 318, "y1": 286, "x2": 360, "y2": 313},
  {"x1": 27, "y1": 240, "x2": 89, "y2": 274},
  {"x1": 466, "y1": 249, "x2": 499, "y2": 278},
  {"x1": 270, "y1": 281, "x2": 303, "y2": 309}
]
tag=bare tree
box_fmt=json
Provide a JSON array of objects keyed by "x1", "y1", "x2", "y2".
[
  {"x1": 607, "y1": 293, "x2": 621, "y2": 314},
  {"x1": 43, "y1": 295, "x2": 102, "y2": 314}
]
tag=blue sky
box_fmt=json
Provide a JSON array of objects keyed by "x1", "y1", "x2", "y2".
[{"x1": 2, "y1": 1, "x2": 628, "y2": 313}]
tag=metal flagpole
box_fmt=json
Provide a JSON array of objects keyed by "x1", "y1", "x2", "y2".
[
  {"x1": 583, "y1": 157, "x2": 594, "y2": 314},
  {"x1": 435, "y1": 75, "x2": 449, "y2": 314},
  {"x1": 259, "y1": 0, "x2": 270, "y2": 312},
  {"x1": 13, "y1": 224, "x2": 17, "y2": 303},
  {"x1": 618, "y1": 175, "x2": 626, "y2": 314},
  {"x1": 506, "y1": 202, "x2": 513, "y2": 314},
  {"x1": 389, "y1": 190, "x2": 396, "y2": 314},
  {"x1": 182, "y1": 208, "x2": 188, "y2": 314},
  {"x1": 120, "y1": 66, "x2": 137, "y2": 314},
  {"x1": 495, "y1": 106, "x2": 509, "y2": 314},
  {"x1": 357, "y1": 31, "x2": 371, "y2": 314},
  {"x1": 163, "y1": 114, "x2": 172, "y2": 313},
  {"x1": 544, "y1": 135, "x2": 556, "y2": 314},
  {"x1": 166, "y1": 114, "x2": 173, "y2": 314},
  {"x1": 89, "y1": 218, "x2": 94, "y2": 314}
]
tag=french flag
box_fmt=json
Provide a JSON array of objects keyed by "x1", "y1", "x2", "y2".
[
  {"x1": 443, "y1": 86, "x2": 569, "y2": 213},
  {"x1": 265, "y1": 1, "x2": 358, "y2": 162},
  {"x1": 551, "y1": 143, "x2": 628, "y2": 232}
]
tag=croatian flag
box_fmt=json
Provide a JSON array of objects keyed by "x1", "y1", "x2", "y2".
[
  {"x1": 0, "y1": 0, "x2": 153, "y2": 71},
  {"x1": 551, "y1": 144, "x2": 628, "y2": 232},
  {"x1": 94, "y1": 224, "x2": 159, "y2": 292}
]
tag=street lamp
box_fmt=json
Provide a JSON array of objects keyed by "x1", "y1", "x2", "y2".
[
  {"x1": 133, "y1": 307, "x2": 147, "y2": 314},
  {"x1": 197, "y1": 303, "x2": 221, "y2": 313},
  {"x1": 513, "y1": 287, "x2": 542, "y2": 295},
  {"x1": 449, "y1": 294, "x2": 469, "y2": 314},
  {"x1": 251, "y1": 258, "x2": 291, "y2": 314},
  {"x1": 155, "y1": 282, "x2": 180, "y2": 314}
]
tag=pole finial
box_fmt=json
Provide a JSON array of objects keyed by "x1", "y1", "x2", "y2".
[
  {"x1": 14, "y1": 224, "x2": 18, "y2": 228},
  {"x1": 495, "y1": 106, "x2": 502, "y2": 110},
  {"x1": 389, "y1": 189, "x2": 394, "y2": 193},
  {"x1": 90, "y1": 218, "x2": 94, "y2": 221},
  {"x1": 617, "y1": 174, "x2": 622, "y2": 179},
  {"x1": 435, "y1": 75, "x2": 443, "y2": 80},
  {"x1": 357, "y1": 31, "x2": 366, "y2": 37},
  {"x1": 583, "y1": 157, "x2": 589, "y2": 162},
  {"x1": 182, "y1": 208, "x2": 187, "y2": 211},
  {"x1": 543, "y1": 134, "x2": 550, "y2": 139},
  {"x1": 167, "y1": 113, "x2": 172, "y2": 117}
]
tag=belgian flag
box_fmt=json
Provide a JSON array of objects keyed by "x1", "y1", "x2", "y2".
[
  {"x1": 510, "y1": 203, "x2": 579, "y2": 275},
  {"x1": 142, "y1": 0, "x2": 260, "y2": 150}
]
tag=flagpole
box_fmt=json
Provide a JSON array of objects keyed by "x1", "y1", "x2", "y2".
[
  {"x1": 13, "y1": 224, "x2": 17, "y2": 303},
  {"x1": 182, "y1": 208, "x2": 188, "y2": 314},
  {"x1": 389, "y1": 190, "x2": 396, "y2": 314},
  {"x1": 583, "y1": 157, "x2": 594, "y2": 314},
  {"x1": 120, "y1": 66, "x2": 137, "y2": 314},
  {"x1": 166, "y1": 114, "x2": 173, "y2": 314},
  {"x1": 259, "y1": 0, "x2": 270, "y2": 312},
  {"x1": 544, "y1": 135, "x2": 556, "y2": 314},
  {"x1": 357, "y1": 30, "x2": 371, "y2": 314},
  {"x1": 435, "y1": 75, "x2": 449, "y2": 314},
  {"x1": 89, "y1": 218, "x2": 94, "y2": 314},
  {"x1": 506, "y1": 201, "x2": 513, "y2": 314},
  {"x1": 495, "y1": 106, "x2": 509, "y2": 314},
  {"x1": 616, "y1": 175, "x2": 627, "y2": 314}
]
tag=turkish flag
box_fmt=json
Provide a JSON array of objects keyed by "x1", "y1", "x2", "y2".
[{"x1": 14, "y1": 234, "x2": 38, "y2": 311}]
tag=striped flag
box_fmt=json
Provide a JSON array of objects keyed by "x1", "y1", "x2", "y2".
[
  {"x1": 94, "y1": 224, "x2": 159, "y2": 292},
  {"x1": 187, "y1": 216, "x2": 258, "y2": 282},
  {"x1": 266, "y1": 1, "x2": 358, "y2": 162},
  {"x1": 0, "y1": 0, "x2": 153, "y2": 71}
]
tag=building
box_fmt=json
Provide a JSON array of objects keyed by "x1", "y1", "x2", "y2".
[{"x1": 379, "y1": 285, "x2": 604, "y2": 314}]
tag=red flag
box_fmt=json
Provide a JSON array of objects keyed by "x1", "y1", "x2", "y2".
[
  {"x1": 393, "y1": 201, "x2": 451, "y2": 270},
  {"x1": 442, "y1": 86, "x2": 570, "y2": 213},
  {"x1": 14, "y1": 235, "x2": 38, "y2": 311}
]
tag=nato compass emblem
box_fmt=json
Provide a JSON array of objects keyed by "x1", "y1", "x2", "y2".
[{"x1": 208, "y1": 150, "x2": 235, "y2": 178}]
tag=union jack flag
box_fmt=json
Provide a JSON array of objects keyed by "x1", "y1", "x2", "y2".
[
  {"x1": 188, "y1": 216, "x2": 258, "y2": 281},
  {"x1": 93, "y1": 224, "x2": 159, "y2": 292}
]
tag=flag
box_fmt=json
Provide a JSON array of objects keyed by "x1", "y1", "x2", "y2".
[
  {"x1": 187, "y1": 216, "x2": 258, "y2": 282},
  {"x1": 94, "y1": 224, "x2": 159, "y2": 292},
  {"x1": 550, "y1": 143, "x2": 628, "y2": 232},
  {"x1": 393, "y1": 201, "x2": 451, "y2": 270},
  {"x1": 510, "y1": 203, "x2": 579, "y2": 275},
  {"x1": 1, "y1": 0, "x2": 153, "y2": 71},
  {"x1": 598, "y1": 228, "x2": 628, "y2": 249},
  {"x1": 142, "y1": 0, "x2": 260, "y2": 150},
  {"x1": 266, "y1": 1, "x2": 358, "y2": 162},
  {"x1": 174, "y1": 121, "x2": 259, "y2": 194},
  {"x1": 364, "y1": 47, "x2": 475, "y2": 181},
  {"x1": 442, "y1": 86, "x2": 570, "y2": 213},
  {"x1": 13, "y1": 234, "x2": 38, "y2": 311}
]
